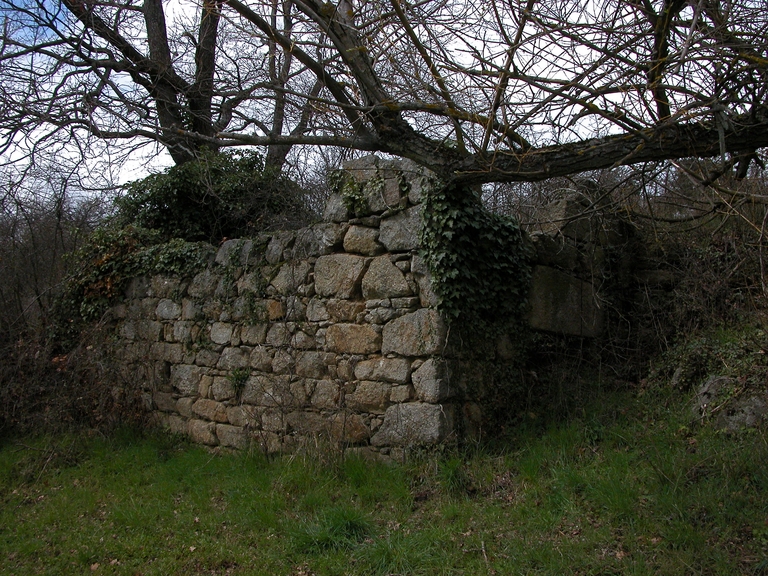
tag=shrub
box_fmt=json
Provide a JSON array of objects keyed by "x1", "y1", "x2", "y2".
[{"x1": 115, "y1": 149, "x2": 314, "y2": 243}]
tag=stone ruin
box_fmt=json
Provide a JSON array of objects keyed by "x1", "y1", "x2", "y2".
[{"x1": 107, "y1": 156, "x2": 624, "y2": 456}]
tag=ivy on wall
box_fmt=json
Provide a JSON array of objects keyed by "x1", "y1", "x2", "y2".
[
  {"x1": 419, "y1": 182, "x2": 534, "y2": 433},
  {"x1": 420, "y1": 182, "x2": 533, "y2": 331},
  {"x1": 52, "y1": 225, "x2": 215, "y2": 347}
]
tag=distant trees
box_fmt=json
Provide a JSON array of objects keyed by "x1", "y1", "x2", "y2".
[
  {"x1": 0, "y1": 164, "x2": 106, "y2": 342},
  {"x1": 1, "y1": 0, "x2": 766, "y2": 187}
]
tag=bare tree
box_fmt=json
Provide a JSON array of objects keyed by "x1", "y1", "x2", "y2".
[
  {"x1": 0, "y1": 0, "x2": 323, "y2": 170},
  {"x1": 1, "y1": 0, "x2": 767, "y2": 186}
]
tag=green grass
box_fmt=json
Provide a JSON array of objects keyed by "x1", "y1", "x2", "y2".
[{"x1": 1, "y1": 389, "x2": 767, "y2": 575}]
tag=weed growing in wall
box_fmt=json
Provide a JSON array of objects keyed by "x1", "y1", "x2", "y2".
[
  {"x1": 328, "y1": 169, "x2": 368, "y2": 216},
  {"x1": 419, "y1": 182, "x2": 535, "y2": 432},
  {"x1": 227, "y1": 368, "x2": 251, "y2": 401}
]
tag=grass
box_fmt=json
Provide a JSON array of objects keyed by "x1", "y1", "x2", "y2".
[{"x1": 1, "y1": 388, "x2": 767, "y2": 575}]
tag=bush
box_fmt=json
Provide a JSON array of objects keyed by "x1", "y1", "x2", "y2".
[
  {"x1": 0, "y1": 324, "x2": 148, "y2": 436},
  {"x1": 115, "y1": 150, "x2": 314, "y2": 243}
]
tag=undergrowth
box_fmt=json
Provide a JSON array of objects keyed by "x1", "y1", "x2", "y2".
[{"x1": 0, "y1": 323, "x2": 147, "y2": 436}]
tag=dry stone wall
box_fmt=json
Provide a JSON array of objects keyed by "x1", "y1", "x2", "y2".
[
  {"x1": 109, "y1": 157, "x2": 453, "y2": 456},
  {"x1": 109, "y1": 156, "x2": 619, "y2": 455}
]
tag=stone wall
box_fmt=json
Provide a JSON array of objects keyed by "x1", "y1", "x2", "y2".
[
  {"x1": 107, "y1": 156, "x2": 620, "y2": 455},
  {"x1": 526, "y1": 191, "x2": 633, "y2": 338}
]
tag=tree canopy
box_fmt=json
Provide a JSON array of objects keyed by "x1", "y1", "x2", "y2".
[{"x1": 1, "y1": 0, "x2": 767, "y2": 184}]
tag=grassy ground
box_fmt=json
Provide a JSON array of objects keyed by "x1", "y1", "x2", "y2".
[{"x1": 1, "y1": 388, "x2": 767, "y2": 576}]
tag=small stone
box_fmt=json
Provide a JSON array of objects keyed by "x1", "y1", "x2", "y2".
[
  {"x1": 199, "y1": 375, "x2": 213, "y2": 399},
  {"x1": 371, "y1": 403, "x2": 453, "y2": 446},
  {"x1": 411, "y1": 358, "x2": 451, "y2": 402},
  {"x1": 391, "y1": 297, "x2": 420, "y2": 309},
  {"x1": 210, "y1": 322, "x2": 233, "y2": 345},
  {"x1": 156, "y1": 299, "x2": 181, "y2": 320},
  {"x1": 693, "y1": 376, "x2": 768, "y2": 431},
  {"x1": 137, "y1": 320, "x2": 163, "y2": 341},
  {"x1": 266, "y1": 300, "x2": 285, "y2": 320},
  {"x1": 215, "y1": 239, "x2": 254, "y2": 267},
  {"x1": 265, "y1": 232, "x2": 295, "y2": 264},
  {"x1": 250, "y1": 347, "x2": 274, "y2": 372},
  {"x1": 410, "y1": 254, "x2": 438, "y2": 307},
  {"x1": 150, "y1": 342, "x2": 182, "y2": 363},
  {"x1": 381, "y1": 309, "x2": 447, "y2": 357},
  {"x1": 195, "y1": 349, "x2": 220, "y2": 368},
  {"x1": 314, "y1": 254, "x2": 367, "y2": 298},
  {"x1": 362, "y1": 256, "x2": 412, "y2": 300},
  {"x1": 188, "y1": 419, "x2": 218, "y2": 445},
  {"x1": 323, "y1": 193, "x2": 352, "y2": 223},
  {"x1": 217, "y1": 347, "x2": 250, "y2": 370},
  {"x1": 296, "y1": 351, "x2": 327, "y2": 379},
  {"x1": 343, "y1": 155, "x2": 380, "y2": 183},
  {"x1": 291, "y1": 330, "x2": 315, "y2": 350},
  {"x1": 217, "y1": 424, "x2": 248, "y2": 449},
  {"x1": 326, "y1": 324, "x2": 381, "y2": 354},
  {"x1": 177, "y1": 397, "x2": 194, "y2": 418},
  {"x1": 330, "y1": 413, "x2": 371, "y2": 443},
  {"x1": 346, "y1": 381, "x2": 390, "y2": 413},
  {"x1": 311, "y1": 380, "x2": 341, "y2": 409},
  {"x1": 242, "y1": 375, "x2": 295, "y2": 407},
  {"x1": 389, "y1": 385, "x2": 412, "y2": 403},
  {"x1": 261, "y1": 409, "x2": 286, "y2": 432},
  {"x1": 307, "y1": 298, "x2": 329, "y2": 322},
  {"x1": 226, "y1": 405, "x2": 259, "y2": 427},
  {"x1": 379, "y1": 205, "x2": 421, "y2": 252},
  {"x1": 266, "y1": 323, "x2": 291, "y2": 347},
  {"x1": 181, "y1": 299, "x2": 201, "y2": 320},
  {"x1": 293, "y1": 223, "x2": 346, "y2": 258},
  {"x1": 188, "y1": 270, "x2": 219, "y2": 298},
  {"x1": 171, "y1": 364, "x2": 201, "y2": 395},
  {"x1": 354, "y1": 357, "x2": 410, "y2": 384},
  {"x1": 326, "y1": 300, "x2": 366, "y2": 322},
  {"x1": 173, "y1": 321, "x2": 194, "y2": 343},
  {"x1": 344, "y1": 225, "x2": 384, "y2": 256},
  {"x1": 271, "y1": 350, "x2": 295, "y2": 374},
  {"x1": 241, "y1": 324, "x2": 268, "y2": 345},
  {"x1": 153, "y1": 391, "x2": 177, "y2": 412},
  {"x1": 286, "y1": 411, "x2": 329, "y2": 435},
  {"x1": 271, "y1": 261, "x2": 311, "y2": 295},
  {"x1": 237, "y1": 271, "x2": 267, "y2": 296},
  {"x1": 192, "y1": 398, "x2": 229, "y2": 423},
  {"x1": 211, "y1": 376, "x2": 236, "y2": 401},
  {"x1": 285, "y1": 296, "x2": 306, "y2": 321},
  {"x1": 166, "y1": 414, "x2": 188, "y2": 435},
  {"x1": 120, "y1": 321, "x2": 136, "y2": 341},
  {"x1": 336, "y1": 359, "x2": 355, "y2": 381}
]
